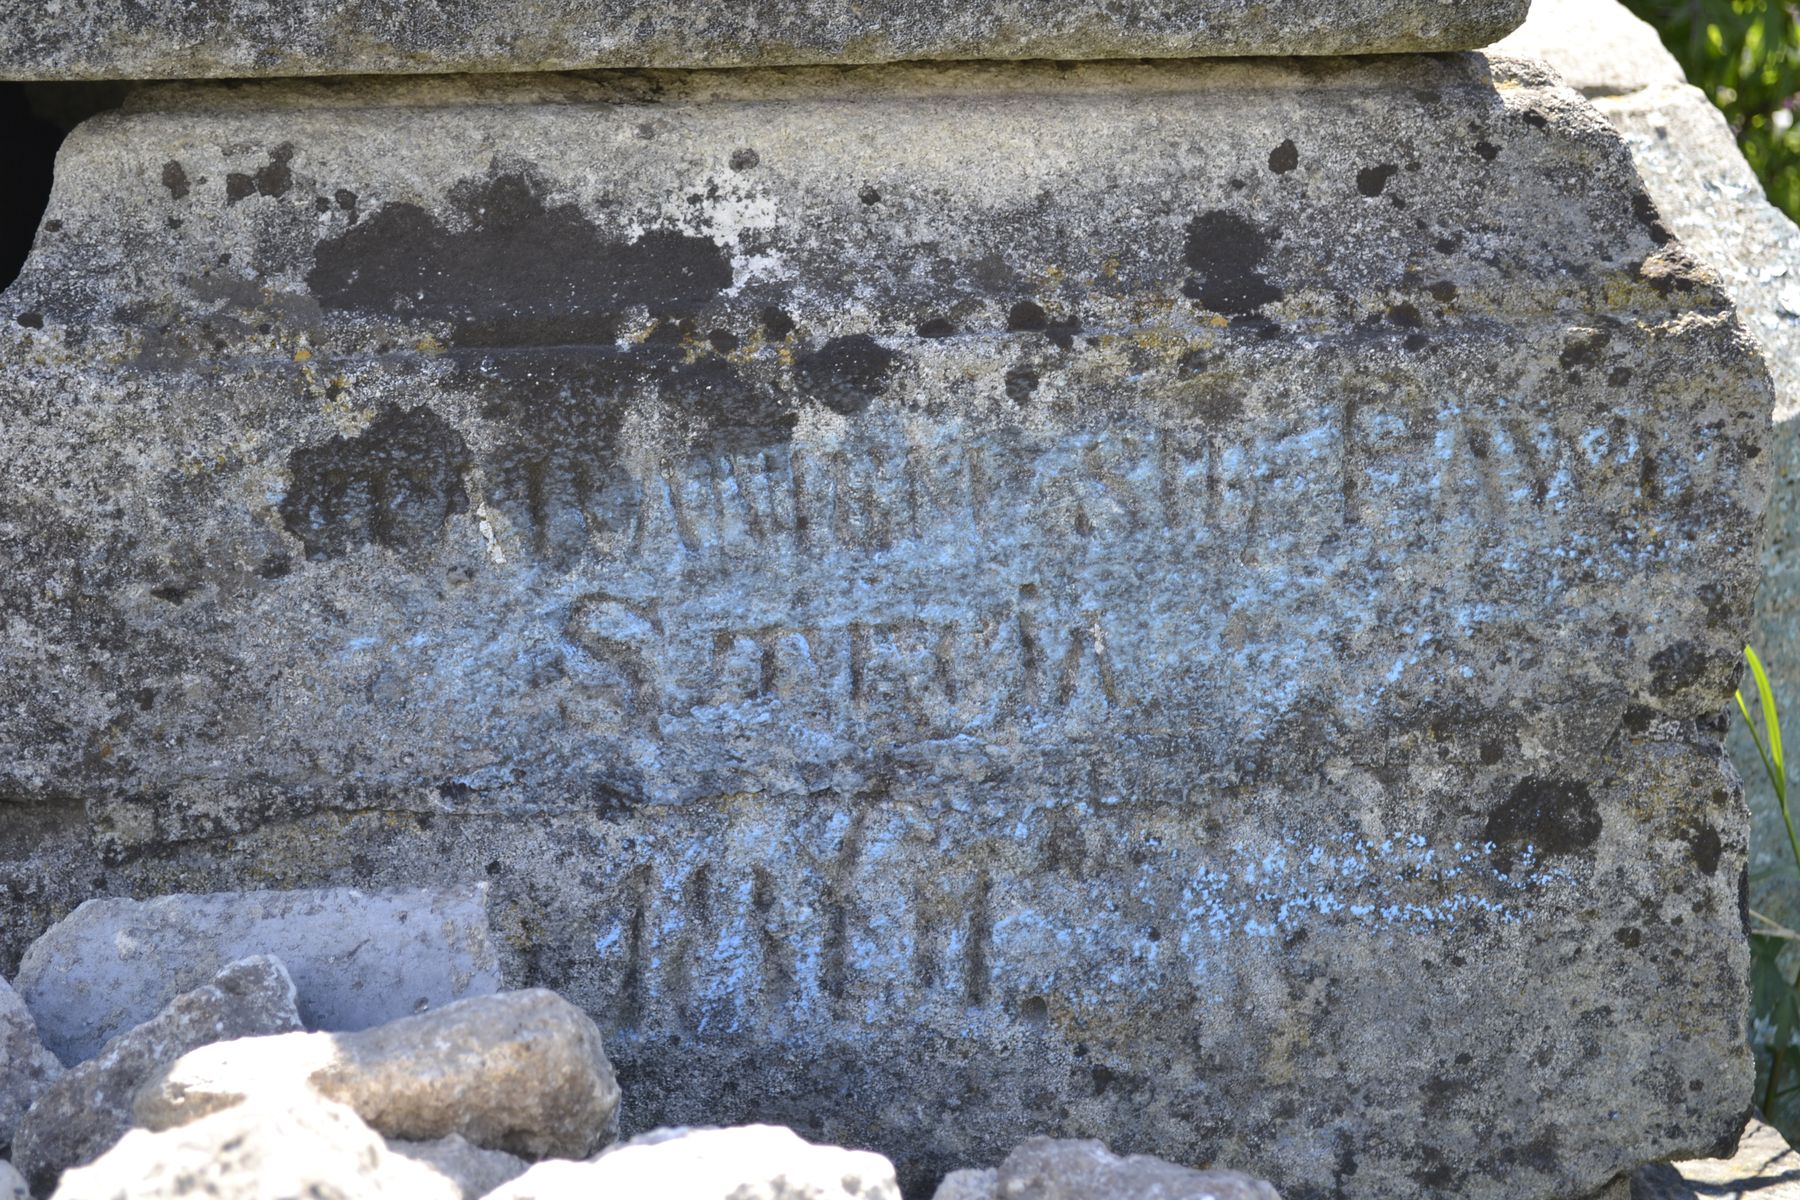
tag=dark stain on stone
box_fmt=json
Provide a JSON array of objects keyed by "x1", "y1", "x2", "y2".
[
  {"x1": 917, "y1": 317, "x2": 957, "y2": 339},
  {"x1": 1615, "y1": 926, "x2": 1642, "y2": 949},
  {"x1": 1560, "y1": 328, "x2": 1612, "y2": 373},
  {"x1": 708, "y1": 329, "x2": 740, "y2": 354},
  {"x1": 762, "y1": 307, "x2": 796, "y2": 340},
  {"x1": 1648, "y1": 639, "x2": 1713, "y2": 699},
  {"x1": 729, "y1": 148, "x2": 760, "y2": 171},
  {"x1": 225, "y1": 142, "x2": 295, "y2": 205},
  {"x1": 279, "y1": 404, "x2": 472, "y2": 561},
  {"x1": 1008, "y1": 301, "x2": 1049, "y2": 333},
  {"x1": 1685, "y1": 821, "x2": 1723, "y2": 876},
  {"x1": 15, "y1": 311, "x2": 42, "y2": 329},
  {"x1": 1005, "y1": 365, "x2": 1039, "y2": 404},
  {"x1": 1482, "y1": 777, "x2": 1602, "y2": 875},
  {"x1": 149, "y1": 582, "x2": 193, "y2": 604},
  {"x1": 1524, "y1": 110, "x2": 1550, "y2": 129},
  {"x1": 858, "y1": 185, "x2": 882, "y2": 206},
  {"x1": 1357, "y1": 164, "x2": 1400, "y2": 198},
  {"x1": 1474, "y1": 140, "x2": 1501, "y2": 161},
  {"x1": 1632, "y1": 190, "x2": 1673, "y2": 245},
  {"x1": 1479, "y1": 739, "x2": 1505, "y2": 766},
  {"x1": 307, "y1": 170, "x2": 732, "y2": 334},
  {"x1": 1182, "y1": 211, "x2": 1284, "y2": 317},
  {"x1": 161, "y1": 161, "x2": 190, "y2": 200},
  {"x1": 796, "y1": 335, "x2": 899, "y2": 417},
  {"x1": 1402, "y1": 332, "x2": 1429, "y2": 353},
  {"x1": 1387, "y1": 303, "x2": 1423, "y2": 329},
  {"x1": 1427, "y1": 281, "x2": 1458, "y2": 303},
  {"x1": 1269, "y1": 139, "x2": 1300, "y2": 174}
]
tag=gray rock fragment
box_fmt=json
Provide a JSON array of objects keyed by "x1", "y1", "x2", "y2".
[
  {"x1": 486, "y1": 1125, "x2": 901, "y2": 1200},
  {"x1": 0, "y1": 0, "x2": 1530, "y2": 81},
  {"x1": 939, "y1": 1139, "x2": 1281, "y2": 1200},
  {"x1": 14, "y1": 887, "x2": 501, "y2": 1064},
  {"x1": 386, "y1": 1134, "x2": 528, "y2": 1199},
  {"x1": 47, "y1": 1097, "x2": 461, "y2": 1200},
  {"x1": 0, "y1": 978, "x2": 61, "y2": 1154},
  {"x1": 10, "y1": 955, "x2": 301, "y2": 1200},
  {"x1": 135, "y1": 989, "x2": 618, "y2": 1161}
]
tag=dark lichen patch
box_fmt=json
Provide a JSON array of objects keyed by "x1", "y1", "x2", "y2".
[
  {"x1": 279, "y1": 404, "x2": 472, "y2": 561},
  {"x1": 1684, "y1": 821, "x2": 1723, "y2": 876},
  {"x1": 729, "y1": 148, "x2": 760, "y2": 171},
  {"x1": 307, "y1": 170, "x2": 731, "y2": 330},
  {"x1": 1482, "y1": 777, "x2": 1602, "y2": 875},
  {"x1": 1007, "y1": 301, "x2": 1049, "y2": 333},
  {"x1": 1004, "y1": 365, "x2": 1039, "y2": 404},
  {"x1": 796, "y1": 335, "x2": 899, "y2": 416},
  {"x1": 1632, "y1": 190, "x2": 1673, "y2": 245},
  {"x1": 15, "y1": 311, "x2": 42, "y2": 329},
  {"x1": 762, "y1": 307, "x2": 796, "y2": 340},
  {"x1": 1387, "y1": 303, "x2": 1423, "y2": 329},
  {"x1": 161, "y1": 161, "x2": 190, "y2": 200},
  {"x1": 917, "y1": 317, "x2": 957, "y2": 339},
  {"x1": 224, "y1": 142, "x2": 295, "y2": 205},
  {"x1": 1357, "y1": 164, "x2": 1400, "y2": 198},
  {"x1": 1182, "y1": 211, "x2": 1283, "y2": 317},
  {"x1": 1427, "y1": 281, "x2": 1458, "y2": 303},
  {"x1": 1474, "y1": 140, "x2": 1501, "y2": 162},
  {"x1": 1268, "y1": 139, "x2": 1299, "y2": 175},
  {"x1": 1648, "y1": 639, "x2": 1718, "y2": 700},
  {"x1": 1559, "y1": 328, "x2": 1612, "y2": 373},
  {"x1": 858, "y1": 185, "x2": 882, "y2": 206}
]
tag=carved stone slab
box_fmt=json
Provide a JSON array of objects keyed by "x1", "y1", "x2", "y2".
[
  {"x1": 0, "y1": 57, "x2": 1769, "y2": 1199},
  {"x1": 0, "y1": 0, "x2": 1531, "y2": 80}
]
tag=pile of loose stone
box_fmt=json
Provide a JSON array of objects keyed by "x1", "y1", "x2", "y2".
[{"x1": 0, "y1": 886, "x2": 1279, "y2": 1200}]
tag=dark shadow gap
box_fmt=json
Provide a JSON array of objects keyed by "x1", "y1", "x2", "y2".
[{"x1": 1, "y1": 81, "x2": 130, "y2": 292}]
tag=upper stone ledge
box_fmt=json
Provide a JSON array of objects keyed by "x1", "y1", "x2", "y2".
[{"x1": 0, "y1": 0, "x2": 1531, "y2": 81}]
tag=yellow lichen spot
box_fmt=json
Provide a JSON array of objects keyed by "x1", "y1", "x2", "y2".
[
  {"x1": 415, "y1": 335, "x2": 444, "y2": 354},
  {"x1": 1207, "y1": 314, "x2": 1230, "y2": 328},
  {"x1": 292, "y1": 348, "x2": 312, "y2": 363},
  {"x1": 1100, "y1": 258, "x2": 1120, "y2": 279}
]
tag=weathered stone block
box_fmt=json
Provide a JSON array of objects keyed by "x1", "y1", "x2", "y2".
[
  {"x1": 1496, "y1": 0, "x2": 1800, "y2": 975},
  {"x1": 14, "y1": 888, "x2": 502, "y2": 1064},
  {"x1": 0, "y1": 55, "x2": 1771, "y2": 1199},
  {"x1": 0, "y1": 1, "x2": 1530, "y2": 81}
]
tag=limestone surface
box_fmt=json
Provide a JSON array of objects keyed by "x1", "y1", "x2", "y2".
[
  {"x1": 10, "y1": 956, "x2": 301, "y2": 1199},
  {"x1": 135, "y1": 989, "x2": 619, "y2": 1161},
  {"x1": 0, "y1": 977, "x2": 61, "y2": 1155},
  {"x1": 13, "y1": 887, "x2": 501, "y2": 1064},
  {"x1": 0, "y1": 0, "x2": 1529, "y2": 81},
  {"x1": 1497, "y1": 0, "x2": 1800, "y2": 975},
  {"x1": 48, "y1": 1097, "x2": 462, "y2": 1200},
  {"x1": 486, "y1": 1125, "x2": 901, "y2": 1200},
  {"x1": 0, "y1": 55, "x2": 1771, "y2": 1200},
  {"x1": 933, "y1": 1138, "x2": 1280, "y2": 1200}
]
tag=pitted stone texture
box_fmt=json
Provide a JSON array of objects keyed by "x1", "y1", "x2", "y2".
[
  {"x1": 48, "y1": 1097, "x2": 462, "y2": 1200},
  {"x1": 932, "y1": 1139, "x2": 1280, "y2": 1200},
  {"x1": 135, "y1": 989, "x2": 618, "y2": 1161},
  {"x1": 10, "y1": 956, "x2": 300, "y2": 1200},
  {"x1": 486, "y1": 1125, "x2": 901, "y2": 1200},
  {"x1": 1497, "y1": 0, "x2": 1800, "y2": 978},
  {"x1": 0, "y1": 977, "x2": 60, "y2": 1154},
  {"x1": 14, "y1": 887, "x2": 501, "y2": 1064},
  {"x1": 386, "y1": 1135, "x2": 529, "y2": 1199},
  {"x1": 0, "y1": 56, "x2": 1769, "y2": 1200},
  {"x1": 0, "y1": 0, "x2": 1529, "y2": 81}
]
